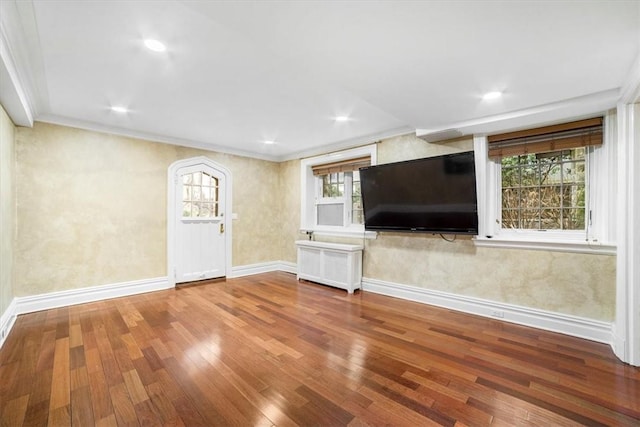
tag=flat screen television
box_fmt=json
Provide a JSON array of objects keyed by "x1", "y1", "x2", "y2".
[{"x1": 360, "y1": 151, "x2": 478, "y2": 234}]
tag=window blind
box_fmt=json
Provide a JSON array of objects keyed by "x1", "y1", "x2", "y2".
[
  {"x1": 311, "y1": 156, "x2": 370, "y2": 176},
  {"x1": 488, "y1": 117, "x2": 603, "y2": 158}
]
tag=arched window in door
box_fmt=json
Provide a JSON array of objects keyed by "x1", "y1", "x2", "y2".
[{"x1": 182, "y1": 171, "x2": 219, "y2": 218}]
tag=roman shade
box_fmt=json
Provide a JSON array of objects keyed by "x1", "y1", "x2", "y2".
[
  {"x1": 311, "y1": 156, "x2": 370, "y2": 176},
  {"x1": 488, "y1": 117, "x2": 603, "y2": 158}
]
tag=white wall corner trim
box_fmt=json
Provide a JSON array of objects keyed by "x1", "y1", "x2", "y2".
[
  {"x1": 0, "y1": 298, "x2": 18, "y2": 349},
  {"x1": 230, "y1": 261, "x2": 297, "y2": 278},
  {"x1": 14, "y1": 276, "x2": 171, "y2": 316},
  {"x1": 613, "y1": 101, "x2": 640, "y2": 366},
  {"x1": 362, "y1": 277, "x2": 613, "y2": 345},
  {"x1": 0, "y1": 23, "x2": 34, "y2": 126}
]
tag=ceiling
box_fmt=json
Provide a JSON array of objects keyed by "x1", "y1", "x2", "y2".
[{"x1": 1, "y1": 1, "x2": 638, "y2": 161}]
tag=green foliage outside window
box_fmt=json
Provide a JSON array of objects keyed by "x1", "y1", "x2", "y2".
[
  {"x1": 320, "y1": 171, "x2": 364, "y2": 225},
  {"x1": 322, "y1": 173, "x2": 344, "y2": 198},
  {"x1": 351, "y1": 171, "x2": 363, "y2": 225},
  {"x1": 501, "y1": 148, "x2": 586, "y2": 230}
]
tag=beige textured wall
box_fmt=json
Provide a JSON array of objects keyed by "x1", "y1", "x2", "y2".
[
  {"x1": 278, "y1": 159, "x2": 302, "y2": 263},
  {"x1": 364, "y1": 234, "x2": 615, "y2": 319},
  {"x1": 366, "y1": 133, "x2": 616, "y2": 320},
  {"x1": 377, "y1": 133, "x2": 473, "y2": 163},
  {"x1": 298, "y1": 133, "x2": 616, "y2": 321},
  {"x1": 15, "y1": 122, "x2": 281, "y2": 296},
  {"x1": 0, "y1": 105, "x2": 16, "y2": 316},
  {"x1": 12, "y1": 122, "x2": 617, "y2": 321}
]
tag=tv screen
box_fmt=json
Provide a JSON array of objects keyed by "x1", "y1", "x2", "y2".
[{"x1": 360, "y1": 151, "x2": 478, "y2": 234}]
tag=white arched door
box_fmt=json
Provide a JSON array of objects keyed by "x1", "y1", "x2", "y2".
[{"x1": 168, "y1": 157, "x2": 232, "y2": 285}]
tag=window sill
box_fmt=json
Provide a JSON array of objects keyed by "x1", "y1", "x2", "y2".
[
  {"x1": 301, "y1": 228, "x2": 378, "y2": 240},
  {"x1": 473, "y1": 236, "x2": 616, "y2": 255}
]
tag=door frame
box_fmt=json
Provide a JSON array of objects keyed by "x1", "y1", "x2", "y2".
[{"x1": 167, "y1": 156, "x2": 232, "y2": 287}]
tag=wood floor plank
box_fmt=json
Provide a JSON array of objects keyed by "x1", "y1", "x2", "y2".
[
  {"x1": 70, "y1": 365, "x2": 89, "y2": 391},
  {"x1": 93, "y1": 325, "x2": 123, "y2": 387},
  {"x1": 215, "y1": 365, "x2": 300, "y2": 427},
  {"x1": 122, "y1": 369, "x2": 149, "y2": 405},
  {"x1": 132, "y1": 399, "x2": 163, "y2": 426},
  {"x1": 1, "y1": 394, "x2": 29, "y2": 427},
  {"x1": 169, "y1": 395, "x2": 208, "y2": 426},
  {"x1": 161, "y1": 356, "x2": 235, "y2": 425},
  {"x1": 35, "y1": 330, "x2": 56, "y2": 373},
  {"x1": 358, "y1": 383, "x2": 447, "y2": 426},
  {"x1": 21, "y1": 399, "x2": 49, "y2": 427},
  {"x1": 88, "y1": 370, "x2": 114, "y2": 421},
  {"x1": 1, "y1": 272, "x2": 639, "y2": 426},
  {"x1": 47, "y1": 405, "x2": 70, "y2": 427},
  {"x1": 109, "y1": 382, "x2": 139, "y2": 426},
  {"x1": 145, "y1": 381, "x2": 181, "y2": 425},
  {"x1": 49, "y1": 337, "x2": 70, "y2": 411},
  {"x1": 530, "y1": 380, "x2": 640, "y2": 425},
  {"x1": 68, "y1": 323, "x2": 83, "y2": 349},
  {"x1": 70, "y1": 385, "x2": 95, "y2": 426},
  {"x1": 94, "y1": 413, "x2": 118, "y2": 427}
]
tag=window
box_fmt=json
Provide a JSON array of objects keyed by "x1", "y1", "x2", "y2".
[
  {"x1": 501, "y1": 148, "x2": 586, "y2": 230},
  {"x1": 322, "y1": 172, "x2": 345, "y2": 198},
  {"x1": 300, "y1": 145, "x2": 376, "y2": 237},
  {"x1": 352, "y1": 170, "x2": 363, "y2": 225},
  {"x1": 316, "y1": 171, "x2": 362, "y2": 226},
  {"x1": 182, "y1": 171, "x2": 219, "y2": 218},
  {"x1": 474, "y1": 115, "x2": 616, "y2": 254}
]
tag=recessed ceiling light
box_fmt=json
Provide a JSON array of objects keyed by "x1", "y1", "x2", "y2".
[
  {"x1": 144, "y1": 39, "x2": 166, "y2": 52},
  {"x1": 482, "y1": 91, "x2": 503, "y2": 101},
  {"x1": 264, "y1": 140, "x2": 275, "y2": 145},
  {"x1": 335, "y1": 116, "x2": 350, "y2": 122},
  {"x1": 110, "y1": 106, "x2": 128, "y2": 113}
]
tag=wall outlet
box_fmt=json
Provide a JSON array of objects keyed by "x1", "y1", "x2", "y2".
[{"x1": 491, "y1": 310, "x2": 505, "y2": 318}]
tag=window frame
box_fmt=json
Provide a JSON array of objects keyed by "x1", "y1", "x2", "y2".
[
  {"x1": 300, "y1": 145, "x2": 377, "y2": 238},
  {"x1": 473, "y1": 115, "x2": 617, "y2": 255}
]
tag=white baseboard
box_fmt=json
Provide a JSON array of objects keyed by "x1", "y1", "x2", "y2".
[
  {"x1": 3, "y1": 266, "x2": 612, "y2": 352},
  {"x1": 229, "y1": 261, "x2": 296, "y2": 278},
  {"x1": 277, "y1": 261, "x2": 297, "y2": 275},
  {"x1": 0, "y1": 298, "x2": 17, "y2": 349},
  {"x1": 14, "y1": 276, "x2": 171, "y2": 316},
  {"x1": 362, "y1": 277, "x2": 613, "y2": 344}
]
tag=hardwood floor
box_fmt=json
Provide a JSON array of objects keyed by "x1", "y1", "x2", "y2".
[{"x1": 1, "y1": 272, "x2": 639, "y2": 426}]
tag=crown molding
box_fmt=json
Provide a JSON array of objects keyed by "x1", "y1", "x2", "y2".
[
  {"x1": 278, "y1": 125, "x2": 415, "y2": 162},
  {"x1": 0, "y1": 20, "x2": 34, "y2": 126},
  {"x1": 619, "y1": 53, "x2": 640, "y2": 104},
  {"x1": 38, "y1": 114, "x2": 415, "y2": 163},
  {"x1": 36, "y1": 114, "x2": 283, "y2": 162}
]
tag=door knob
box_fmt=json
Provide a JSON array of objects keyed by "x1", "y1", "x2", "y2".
[{"x1": 220, "y1": 223, "x2": 225, "y2": 233}]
